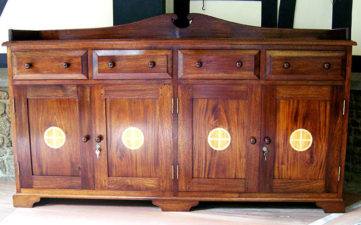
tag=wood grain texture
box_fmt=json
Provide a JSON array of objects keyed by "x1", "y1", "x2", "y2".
[
  {"x1": 12, "y1": 50, "x2": 88, "y2": 80},
  {"x1": 178, "y1": 50, "x2": 260, "y2": 80},
  {"x1": 93, "y1": 50, "x2": 172, "y2": 79},
  {"x1": 316, "y1": 201, "x2": 345, "y2": 213},
  {"x1": 13, "y1": 194, "x2": 41, "y2": 208},
  {"x1": 266, "y1": 50, "x2": 345, "y2": 80},
  {"x1": 152, "y1": 200, "x2": 199, "y2": 211}
]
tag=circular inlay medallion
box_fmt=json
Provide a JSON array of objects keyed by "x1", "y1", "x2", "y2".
[
  {"x1": 44, "y1": 126, "x2": 66, "y2": 149},
  {"x1": 207, "y1": 128, "x2": 231, "y2": 151},
  {"x1": 121, "y1": 127, "x2": 144, "y2": 150},
  {"x1": 289, "y1": 128, "x2": 313, "y2": 152}
]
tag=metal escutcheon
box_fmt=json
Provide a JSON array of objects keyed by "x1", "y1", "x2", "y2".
[{"x1": 95, "y1": 144, "x2": 101, "y2": 159}]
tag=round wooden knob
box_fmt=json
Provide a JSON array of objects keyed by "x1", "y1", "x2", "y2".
[
  {"x1": 95, "y1": 135, "x2": 103, "y2": 143},
  {"x1": 148, "y1": 61, "x2": 156, "y2": 68},
  {"x1": 324, "y1": 63, "x2": 331, "y2": 70},
  {"x1": 62, "y1": 62, "x2": 70, "y2": 68},
  {"x1": 264, "y1": 137, "x2": 271, "y2": 145},
  {"x1": 81, "y1": 135, "x2": 90, "y2": 143},
  {"x1": 283, "y1": 62, "x2": 291, "y2": 69},
  {"x1": 24, "y1": 63, "x2": 32, "y2": 69},
  {"x1": 250, "y1": 137, "x2": 257, "y2": 144},
  {"x1": 195, "y1": 61, "x2": 203, "y2": 68},
  {"x1": 236, "y1": 61, "x2": 243, "y2": 68},
  {"x1": 108, "y1": 62, "x2": 115, "y2": 68}
]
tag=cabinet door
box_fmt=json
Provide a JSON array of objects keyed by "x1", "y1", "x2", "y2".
[
  {"x1": 262, "y1": 86, "x2": 344, "y2": 193},
  {"x1": 14, "y1": 85, "x2": 92, "y2": 189},
  {"x1": 178, "y1": 85, "x2": 261, "y2": 192},
  {"x1": 93, "y1": 84, "x2": 173, "y2": 193}
]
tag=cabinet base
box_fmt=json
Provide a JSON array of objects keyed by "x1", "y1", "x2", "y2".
[
  {"x1": 152, "y1": 200, "x2": 199, "y2": 211},
  {"x1": 13, "y1": 194, "x2": 41, "y2": 208},
  {"x1": 316, "y1": 201, "x2": 345, "y2": 213}
]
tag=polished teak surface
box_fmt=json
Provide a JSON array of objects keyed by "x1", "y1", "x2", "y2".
[{"x1": 2, "y1": 14, "x2": 356, "y2": 212}]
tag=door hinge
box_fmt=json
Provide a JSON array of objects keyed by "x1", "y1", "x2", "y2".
[
  {"x1": 12, "y1": 98, "x2": 16, "y2": 115},
  {"x1": 17, "y1": 161, "x2": 20, "y2": 175},
  {"x1": 171, "y1": 165, "x2": 174, "y2": 180},
  {"x1": 176, "y1": 164, "x2": 179, "y2": 180},
  {"x1": 338, "y1": 166, "x2": 341, "y2": 182},
  {"x1": 342, "y1": 99, "x2": 346, "y2": 116},
  {"x1": 172, "y1": 98, "x2": 179, "y2": 114}
]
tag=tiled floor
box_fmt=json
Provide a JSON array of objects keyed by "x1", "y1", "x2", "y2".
[{"x1": 0, "y1": 180, "x2": 360, "y2": 225}]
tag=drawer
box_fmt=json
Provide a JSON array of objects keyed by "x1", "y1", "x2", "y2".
[
  {"x1": 12, "y1": 50, "x2": 88, "y2": 80},
  {"x1": 266, "y1": 50, "x2": 346, "y2": 80},
  {"x1": 178, "y1": 50, "x2": 260, "y2": 79},
  {"x1": 93, "y1": 50, "x2": 172, "y2": 79}
]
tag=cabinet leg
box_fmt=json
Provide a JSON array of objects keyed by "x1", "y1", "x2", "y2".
[
  {"x1": 152, "y1": 200, "x2": 199, "y2": 211},
  {"x1": 316, "y1": 201, "x2": 345, "y2": 213},
  {"x1": 13, "y1": 194, "x2": 41, "y2": 208}
]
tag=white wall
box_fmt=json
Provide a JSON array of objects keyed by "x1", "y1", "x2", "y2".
[
  {"x1": 190, "y1": 1, "x2": 261, "y2": 26},
  {"x1": 352, "y1": 0, "x2": 361, "y2": 55},
  {"x1": 0, "y1": 0, "x2": 113, "y2": 53},
  {"x1": 293, "y1": 0, "x2": 333, "y2": 29}
]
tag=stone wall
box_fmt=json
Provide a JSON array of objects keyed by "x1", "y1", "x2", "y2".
[
  {"x1": 344, "y1": 90, "x2": 361, "y2": 194},
  {"x1": 0, "y1": 88, "x2": 13, "y2": 178}
]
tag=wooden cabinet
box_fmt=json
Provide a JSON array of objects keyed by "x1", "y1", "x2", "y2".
[{"x1": 3, "y1": 14, "x2": 356, "y2": 212}]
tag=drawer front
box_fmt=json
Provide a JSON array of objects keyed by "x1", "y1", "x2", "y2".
[
  {"x1": 12, "y1": 50, "x2": 88, "y2": 80},
  {"x1": 266, "y1": 50, "x2": 346, "y2": 80},
  {"x1": 178, "y1": 50, "x2": 260, "y2": 80},
  {"x1": 93, "y1": 50, "x2": 172, "y2": 79}
]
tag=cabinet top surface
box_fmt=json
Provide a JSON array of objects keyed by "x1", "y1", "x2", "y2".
[{"x1": 2, "y1": 14, "x2": 357, "y2": 47}]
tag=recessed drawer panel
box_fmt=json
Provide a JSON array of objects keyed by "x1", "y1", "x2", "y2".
[
  {"x1": 266, "y1": 50, "x2": 346, "y2": 80},
  {"x1": 93, "y1": 50, "x2": 172, "y2": 79},
  {"x1": 178, "y1": 50, "x2": 260, "y2": 80},
  {"x1": 12, "y1": 50, "x2": 88, "y2": 80}
]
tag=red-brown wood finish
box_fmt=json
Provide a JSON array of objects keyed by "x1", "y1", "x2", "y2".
[{"x1": 3, "y1": 14, "x2": 356, "y2": 213}]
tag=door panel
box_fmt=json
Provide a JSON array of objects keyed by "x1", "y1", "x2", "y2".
[
  {"x1": 93, "y1": 84, "x2": 173, "y2": 193},
  {"x1": 178, "y1": 85, "x2": 261, "y2": 193},
  {"x1": 262, "y1": 85, "x2": 344, "y2": 193},
  {"x1": 14, "y1": 85, "x2": 90, "y2": 189}
]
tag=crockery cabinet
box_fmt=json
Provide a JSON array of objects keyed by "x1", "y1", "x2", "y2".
[{"x1": 3, "y1": 14, "x2": 355, "y2": 212}]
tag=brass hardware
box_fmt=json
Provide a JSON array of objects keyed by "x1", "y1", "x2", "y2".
[
  {"x1": 250, "y1": 137, "x2": 257, "y2": 144},
  {"x1": 324, "y1": 63, "x2": 331, "y2": 70},
  {"x1": 171, "y1": 165, "x2": 174, "y2": 180},
  {"x1": 95, "y1": 135, "x2": 103, "y2": 143},
  {"x1": 62, "y1": 62, "x2": 70, "y2": 68},
  {"x1": 176, "y1": 165, "x2": 179, "y2": 179},
  {"x1": 343, "y1": 99, "x2": 346, "y2": 116},
  {"x1": 82, "y1": 135, "x2": 90, "y2": 143},
  {"x1": 148, "y1": 61, "x2": 156, "y2": 68},
  {"x1": 176, "y1": 98, "x2": 179, "y2": 114},
  {"x1": 262, "y1": 146, "x2": 268, "y2": 161},
  {"x1": 264, "y1": 136, "x2": 271, "y2": 145},
  {"x1": 338, "y1": 166, "x2": 341, "y2": 182},
  {"x1": 236, "y1": 61, "x2": 243, "y2": 68},
  {"x1": 283, "y1": 62, "x2": 290, "y2": 69},
  {"x1": 24, "y1": 63, "x2": 32, "y2": 69},
  {"x1": 195, "y1": 61, "x2": 203, "y2": 68},
  {"x1": 108, "y1": 62, "x2": 115, "y2": 68},
  {"x1": 95, "y1": 144, "x2": 101, "y2": 159}
]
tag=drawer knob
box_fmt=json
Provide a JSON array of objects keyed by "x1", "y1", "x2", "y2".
[
  {"x1": 62, "y1": 62, "x2": 70, "y2": 68},
  {"x1": 81, "y1": 135, "x2": 90, "y2": 143},
  {"x1": 24, "y1": 63, "x2": 32, "y2": 69},
  {"x1": 250, "y1": 137, "x2": 257, "y2": 144},
  {"x1": 95, "y1": 135, "x2": 103, "y2": 143},
  {"x1": 264, "y1": 136, "x2": 271, "y2": 145},
  {"x1": 236, "y1": 61, "x2": 243, "y2": 68},
  {"x1": 108, "y1": 62, "x2": 115, "y2": 68},
  {"x1": 324, "y1": 63, "x2": 331, "y2": 70},
  {"x1": 148, "y1": 61, "x2": 156, "y2": 68},
  {"x1": 195, "y1": 61, "x2": 203, "y2": 68},
  {"x1": 283, "y1": 62, "x2": 291, "y2": 69}
]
